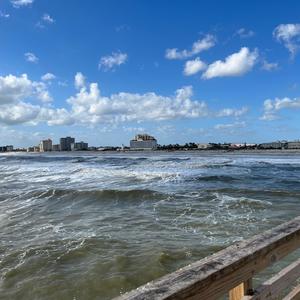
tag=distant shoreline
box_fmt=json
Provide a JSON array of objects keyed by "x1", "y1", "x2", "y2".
[{"x1": 3, "y1": 149, "x2": 300, "y2": 155}]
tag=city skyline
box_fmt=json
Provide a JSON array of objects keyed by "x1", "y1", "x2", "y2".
[{"x1": 1, "y1": 0, "x2": 300, "y2": 147}]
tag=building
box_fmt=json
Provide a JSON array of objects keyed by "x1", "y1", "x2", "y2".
[
  {"x1": 259, "y1": 141, "x2": 287, "y2": 149},
  {"x1": 52, "y1": 144, "x2": 60, "y2": 151},
  {"x1": 287, "y1": 141, "x2": 300, "y2": 149},
  {"x1": 6, "y1": 145, "x2": 13, "y2": 151},
  {"x1": 71, "y1": 141, "x2": 88, "y2": 151},
  {"x1": 60, "y1": 137, "x2": 75, "y2": 151},
  {"x1": 130, "y1": 134, "x2": 157, "y2": 150},
  {"x1": 0, "y1": 145, "x2": 13, "y2": 152},
  {"x1": 197, "y1": 143, "x2": 212, "y2": 149},
  {"x1": 39, "y1": 139, "x2": 52, "y2": 152}
]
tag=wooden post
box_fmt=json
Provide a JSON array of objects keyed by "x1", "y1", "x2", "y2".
[{"x1": 229, "y1": 279, "x2": 253, "y2": 300}]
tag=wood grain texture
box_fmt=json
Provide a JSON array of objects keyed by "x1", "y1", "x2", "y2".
[
  {"x1": 243, "y1": 258, "x2": 300, "y2": 300},
  {"x1": 113, "y1": 216, "x2": 300, "y2": 300},
  {"x1": 283, "y1": 284, "x2": 300, "y2": 300}
]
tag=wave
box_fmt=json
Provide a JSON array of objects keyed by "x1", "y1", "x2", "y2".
[
  {"x1": 29, "y1": 188, "x2": 168, "y2": 202},
  {"x1": 193, "y1": 175, "x2": 239, "y2": 182}
]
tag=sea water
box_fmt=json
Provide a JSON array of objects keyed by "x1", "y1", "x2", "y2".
[{"x1": 1, "y1": 151, "x2": 300, "y2": 299}]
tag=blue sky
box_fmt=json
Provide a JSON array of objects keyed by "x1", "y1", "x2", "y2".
[{"x1": 1, "y1": 0, "x2": 300, "y2": 147}]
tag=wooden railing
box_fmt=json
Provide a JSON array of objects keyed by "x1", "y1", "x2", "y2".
[{"x1": 114, "y1": 216, "x2": 300, "y2": 300}]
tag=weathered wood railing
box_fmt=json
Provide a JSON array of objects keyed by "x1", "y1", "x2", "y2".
[{"x1": 114, "y1": 216, "x2": 300, "y2": 300}]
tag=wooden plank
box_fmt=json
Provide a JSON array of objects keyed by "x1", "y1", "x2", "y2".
[
  {"x1": 230, "y1": 279, "x2": 253, "y2": 300},
  {"x1": 283, "y1": 284, "x2": 300, "y2": 300},
  {"x1": 230, "y1": 283, "x2": 245, "y2": 300},
  {"x1": 114, "y1": 216, "x2": 300, "y2": 300},
  {"x1": 243, "y1": 258, "x2": 300, "y2": 300}
]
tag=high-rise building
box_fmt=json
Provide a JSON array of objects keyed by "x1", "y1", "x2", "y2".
[
  {"x1": 71, "y1": 141, "x2": 88, "y2": 151},
  {"x1": 52, "y1": 144, "x2": 60, "y2": 151},
  {"x1": 130, "y1": 134, "x2": 157, "y2": 150},
  {"x1": 60, "y1": 137, "x2": 75, "y2": 151},
  {"x1": 39, "y1": 139, "x2": 52, "y2": 152},
  {"x1": 6, "y1": 145, "x2": 13, "y2": 152}
]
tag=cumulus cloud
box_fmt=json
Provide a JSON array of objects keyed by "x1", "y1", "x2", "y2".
[
  {"x1": 98, "y1": 52, "x2": 128, "y2": 71},
  {"x1": 67, "y1": 79, "x2": 208, "y2": 124},
  {"x1": 42, "y1": 13, "x2": 54, "y2": 23},
  {"x1": 236, "y1": 28, "x2": 255, "y2": 38},
  {"x1": 165, "y1": 34, "x2": 216, "y2": 60},
  {"x1": 11, "y1": 0, "x2": 33, "y2": 8},
  {"x1": 74, "y1": 72, "x2": 85, "y2": 89},
  {"x1": 183, "y1": 58, "x2": 207, "y2": 76},
  {"x1": 261, "y1": 97, "x2": 300, "y2": 120},
  {"x1": 202, "y1": 47, "x2": 258, "y2": 79},
  {"x1": 261, "y1": 60, "x2": 278, "y2": 71},
  {"x1": 39, "y1": 107, "x2": 74, "y2": 126},
  {"x1": 0, "y1": 74, "x2": 52, "y2": 106},
  {"x1": 36, "y1": 13, "x2": 55, "y2": 28},
  {"x1": 0, "y1": 102, "x2": 40, "y2": 125},
  {"x1": 273, "y1": 24, "x2": 300, "y2": 57},
  {"x1": 41, "y1": 73, "x2": 56, "y2": 81},
  {"x1": 0, "y1": 72, "x2": 250, "y2": 127},
  {"x1": 0, "y1": 11, "x2": 10, "y2": 18},
  {"x1": 0, "y1": 74, "x2": 32, "y2": 104},
  {"x1": 216, "y1": 107, "x2": 248, "y2": 117},
  {"x1": 214, "y1": 121, "x2": 246, "y2": 130},
  {"x1": 24, "y1": 52, "x2": 39, "y2": 63}
]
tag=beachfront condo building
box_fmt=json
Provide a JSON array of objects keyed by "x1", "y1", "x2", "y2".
[
  {"x1": 60, "y1": 137, "x2": 75, "y2": 151},
  {"x1": 71, "y1": 141, "x2": 89, "y2": 151},
  {"x1": 39, "y1": 139, "x2": 52, "y2": 152},
  {"x1": 130, "y1": 134, "x2": 157, "y2": 150}
]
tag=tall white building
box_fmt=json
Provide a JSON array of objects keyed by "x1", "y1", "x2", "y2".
[
  {"x1": 39, "y1": 139, "x2": 52, "y2": 152},
  {"x1": 130, "y1": 134, "x2": 157, "y2": 150}
]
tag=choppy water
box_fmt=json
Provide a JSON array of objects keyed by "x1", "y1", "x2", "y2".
[{"x1": 1, "y1": 151, "x2": 300, "y2": 300}]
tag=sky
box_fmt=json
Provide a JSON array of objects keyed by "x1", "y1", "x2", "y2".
[{"x1": 1, "y1": 0, "x2": 300, "y2": 147}]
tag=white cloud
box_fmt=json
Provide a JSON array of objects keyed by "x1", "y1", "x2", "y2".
[
  {"x1": 36, "y1": 13, "x2": 55, "y2": 28},
  {"x1": 216, "y1": 107, "x2": 248, "y2": 117},
  {"x1": 42, "y1": 13, "x2": 54, "y2": 23},
  {"x1": 236, "y1": 28, "x2": 255, "y2": 38},
  {"x1": 74, "y1": 72, "x2": 85, "y2": 89},
  {"x1": 0, "y1": 102, "x2": 40, "y2": 125},
  {"x1": 183, "y1": 57, "x2": 207, "y2": 76},
  {"x1": 0, "y1": 74, "x2": 52, "y2": 106},
  {"x1": 0, "y1": 74, "x2": 32, "y2": 104},
  {"x1": 165, "y1": 34, "x2": 216, "y2": 60},
  {"x1": 261, "y1": 97, "x2": 300, "y2": 120},
  {"x1": 122, "y1": 126, "x2": 145, "y2": 133},
  {"x1": 34, "y1": 82, "x2": 52, "y2": 102},
  {"x1": 202, "y1": 47, "x2": 258, "y2": 79},
  {"x1": 41, "y1": 73, "x2": 56, "y2": 81},
  {"x1": 11, "y1": 0, "x2": 33, "y2": 8},
  {"x1": 0, "y1": 11, "x2": 10, "y2": 18},
  {"x1": 39, "y1": 107, "x2": 74, "y2": 126},
  {"x1": 99, "y1": 52, "x2": 128, "y2": 71},
  {"x1": 261, "y1": 60, "x2": 278, "y2": 71},
  {"x1": 0, "y1": 72, "x2": 251, "y2": 127},
  {"x1": 67, "y1": 79, "x2": 208, "y2": 124},
  {"x1": 273, "y1": 24, "x2": 300, "y2": 57},
  {"x1": 24, "y1": 52, "x2": 39, "y2": 63},
  {"x1": 214, "y1": 121, "x2": 246, "y2": 130}
]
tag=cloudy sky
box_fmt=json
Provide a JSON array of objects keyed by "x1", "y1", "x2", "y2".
[{"x1": 1, "y1": 0, "x2": 300, "y2": 147}]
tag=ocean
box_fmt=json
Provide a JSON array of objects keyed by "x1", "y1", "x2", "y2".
[{"x1": 1, "y1": 151, "x2": 300, "y2": 299}]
